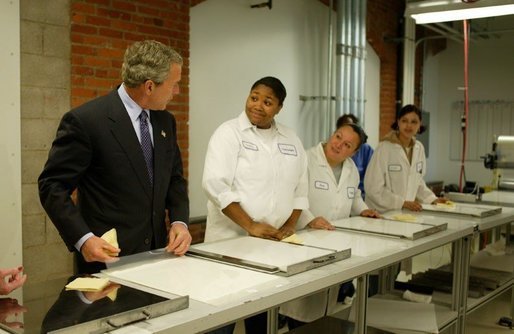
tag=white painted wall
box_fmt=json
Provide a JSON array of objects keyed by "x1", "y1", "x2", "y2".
[
  {"x1": 0, "y1": 1, "x2": 22, "y2": 271},
  {"x1": 189, "y1": 0, "x2": 381, "y2": 216},
  {"x1": 423, "y1": 17, "x2": 514, "y2": 188}
]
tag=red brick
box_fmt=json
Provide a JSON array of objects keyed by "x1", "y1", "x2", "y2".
[
  {"x1": 71, "y1": 66, "x2": 94, "y2": 76},
  {"x1": 112, "y1": 0, "x2": 136, "y2": 12},
  {"x1": 96, "y1": 8, "x2": 132, "y2": 20},
  {"x1": 97, "y1": 48, "x2": 125, "y2": 58},
  {"x1": 137, "y1": 5, "x2": 160, "y2": 16},
  {"x1": 86, "y1": 15, "x2": 111, "y2": 27},
  {"x1": 99, "y1": 27, "x2": 123, "y2": 39},
  {"x1": 71, "y1": 24, "x2": 98, "y2": 35},
  {"x1": 71, "y1": 2, "x2": 96, "y2": 14},
  {"x1": 72, "y1": 45, "x2": 97, "y2": 56},
  {"x1": 83, "y1": 56, "x2": 111, "y2": 67}
]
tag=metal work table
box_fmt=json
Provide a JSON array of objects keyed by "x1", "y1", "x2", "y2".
[
  {"x1": 98, "y1": 216, "x2": 473, "y2": 334},
  {"x1": 384, "y1": 205, "x2": 514, "y2": 334},
  {"x1": 5, "y1": 208, "x2": 511, "y2": 334}
]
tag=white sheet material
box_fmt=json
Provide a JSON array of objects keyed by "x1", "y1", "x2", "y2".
[
  {"x1": 365, "y1": 298, "x2": 439, "y2": 333},
  {"x1": 296, "y1": 229, "x2": 408, "y2": 256},
  {"x1": 331, "y1": 216, "x2": 442, "y2": 240},
  {"x1": 191, "y1": 236, "x2": 335, "y2": 271},
  {"x1": 105, "y1": 256, "x2": 286, "y2": 306},
  {"x1": 421, "y1": 202, "x2": 501, "y2": 217}
]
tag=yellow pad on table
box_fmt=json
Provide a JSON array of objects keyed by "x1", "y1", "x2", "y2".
[
  {"x1": 391, "y1": 214, "x2": 418, "y2": 223},
  {"x1": 65, "y1": 277, "x2": 110, "y2": 292},
  {"x1": 435, "y1": 200, "x2": 456, "y2": 209},
  {"x1": 282, "y1": 233, "x2": 304, "y2": 245}
]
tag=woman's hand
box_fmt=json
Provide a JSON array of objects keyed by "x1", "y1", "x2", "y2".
[
  {"x1": 432, "y1": 197, "x2": 448, "y2": 204},
  {"x1": 248, "y1": 222, "x2": 282, "y2": 240},
  {"x1": 360, "y1": 209, "x2": 381, "y2": 218},
  {"x1": 307, "y1": 217, "x2": 335, "y2": 230},
  {"x1": 402, "y1": 200, "x2": 422, "y2": 211}
]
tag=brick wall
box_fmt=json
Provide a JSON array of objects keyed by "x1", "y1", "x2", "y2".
[
  {"x1": 367, "y1": 0, "x2": 405, "y2": 138},
  {"x1": 70, "y1": 0, "x2": 191, "y2": 175}
]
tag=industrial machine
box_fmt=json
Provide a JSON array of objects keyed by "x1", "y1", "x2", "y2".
[{"x1": 482, "y1": 135, "x2": 514, "y2": 190}]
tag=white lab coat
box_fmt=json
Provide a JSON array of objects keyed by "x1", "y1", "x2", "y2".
[
  {"x1": 280, "y1": 142, "x2": 368, "y2": 322},
  {"x1": 202, "y1": 112, "x2": 309, "y2": 242},
  {"x1": 364, "y1": 135, "x2": 437, "y2": 212},
  {"x1": 296, "y1": 143, "x2": 368, "y2": 229}
]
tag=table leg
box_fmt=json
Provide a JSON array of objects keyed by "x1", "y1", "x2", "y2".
[
  {"x1": 267, "y1": 307, "x2": 278, "y2": 334},
  {"x1": 354, "y1": 274, "x2": 368, "y2": 334}
]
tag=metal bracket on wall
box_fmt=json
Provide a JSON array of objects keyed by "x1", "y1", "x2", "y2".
[
  {"x1": 299, "y1": 95, "x2": 367, "y2": 103},
  {"x1": 250, "y1": 0, "x2": 272, "y2": 9}
]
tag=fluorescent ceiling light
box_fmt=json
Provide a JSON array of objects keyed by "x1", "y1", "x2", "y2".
[{"x1": 406, "y1": 0, "x2": 514, "y2": 24}]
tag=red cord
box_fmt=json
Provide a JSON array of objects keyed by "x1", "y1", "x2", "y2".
[{"x1": 459, "y1": 20, "x2": 470, "y2": 192}]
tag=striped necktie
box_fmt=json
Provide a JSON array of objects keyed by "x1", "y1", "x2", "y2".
[{"x1": 139, "y1": 110, "x2": 153, "y2": 185}]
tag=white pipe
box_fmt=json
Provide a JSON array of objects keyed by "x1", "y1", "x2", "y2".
[{"x1": 326, "y1": 0, "x2": 334, "y2": 136}]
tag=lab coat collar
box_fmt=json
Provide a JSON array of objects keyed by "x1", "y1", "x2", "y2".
[
  {"x1": 315, "y1": 142, "x2": 350, "y2": 187},
  {"x1": 237, "y1": 111, "x2": 286, "y2": 137},
  {"x1": 382, "y1": 130, "x2": 415, "y2": 148}
]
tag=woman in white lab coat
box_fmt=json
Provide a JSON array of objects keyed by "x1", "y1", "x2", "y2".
[
  {"x1": 202, "y1": 77, "x2": 308, "y2": 334},
  {"x1": 364, "y1": 104, "x2": 445, "y2": 212},
  {"x1": 280, "y1": 122, "x2": 380, "y2": 329}
]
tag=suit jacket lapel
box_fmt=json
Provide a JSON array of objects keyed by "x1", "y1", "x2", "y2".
[{"x1": 107, "y1": 91, "x2": 153, "y2": 199}]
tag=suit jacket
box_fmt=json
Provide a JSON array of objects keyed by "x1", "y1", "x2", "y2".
[{"x1": 38, "y1": 89, "x2": 189, "y2": 273}]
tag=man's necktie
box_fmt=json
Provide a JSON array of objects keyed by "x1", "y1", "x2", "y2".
[{"x1": 139, "y1": 110, "x2": 153, "y2": 184}]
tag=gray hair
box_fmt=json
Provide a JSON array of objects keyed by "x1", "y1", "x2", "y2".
[{"x1": 121, "y1": 40, "x2": 183, "y2": 88}]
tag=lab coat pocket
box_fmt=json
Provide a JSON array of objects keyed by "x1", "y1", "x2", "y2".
[{"x1": 388, "y1": 165, "x2": 404, "y2": 193}]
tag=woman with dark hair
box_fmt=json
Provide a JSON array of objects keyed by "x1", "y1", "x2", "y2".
[
  {"x1": 202, "y1": 77, "x2": 308, "y2": 334},
  {"x1": 364, "y1": 104, "x2": 445, "y2": 212}
]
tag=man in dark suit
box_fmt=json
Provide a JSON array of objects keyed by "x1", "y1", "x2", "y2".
[{"x1": 39, "y1": 40, "x2": 192, "y2": 274}]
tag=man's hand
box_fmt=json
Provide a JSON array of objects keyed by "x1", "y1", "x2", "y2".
[
  {"x1": 247, "y1": 222, "x2": 282, "y2": 240},
  {"x1": 402, "y1": 200, "x2": 422, "y2": 211},
  {"x1": 81, "y1": 236, "x2": 120, "y2": 263},
  {"x1": 166, "y1": 223, "x2": 192, "y2": 256},
  {"x1": 307, "y1": 217, "x2": 335, "y2": 230},
  {"x1": 84, "y1": 282, "x2": 121, "y2": 302},
  {"x1": 0, "y1": 266, "x2": 27, "y2": 295},
  {"x1": 360, "y1": 209, "x2": 382, "y2": 218}
]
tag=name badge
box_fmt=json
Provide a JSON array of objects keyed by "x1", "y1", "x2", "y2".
[
  {"x1": 314, "y1": 181, "x2": 329, "y2": 190},
  {"x1": 242, "y1": 140, "x2": 258, "y2": 151},
  {"x1": 388, "y1": 164, "x2": 402, "y2": 172},
  {"x1": 277, "y1": 143, "x2": 297, "y2": 156},
  {"x1": 416, "y1": 161, "x2": 423, "y2": 173},
  {"x1": 347, "y1": 187, "x2": 356, "y2": 199}
]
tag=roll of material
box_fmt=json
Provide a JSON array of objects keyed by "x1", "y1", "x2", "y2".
[{"x1": 402, "y1": 289, "x2": 432, "y2": 304}]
